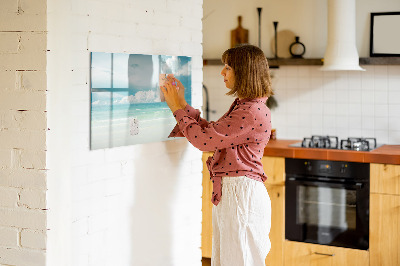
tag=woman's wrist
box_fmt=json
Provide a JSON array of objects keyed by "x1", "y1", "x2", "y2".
[
  {"x1": 180, "y1": 100, "x2": 188, "y2": 109},
  {"x1": 171, "y1": 103, "x2": 185, "y2": 114}
]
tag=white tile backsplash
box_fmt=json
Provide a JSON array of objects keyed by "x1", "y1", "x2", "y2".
[{"x1": 203, "y1": 64, "x2": 400, "y2": 145}]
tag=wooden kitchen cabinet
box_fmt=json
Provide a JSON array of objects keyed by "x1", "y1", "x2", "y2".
[
  {"x1": 262, "y1": 156, "x2": 285, "y2": 266},
  {"x1": 201, "y1": 154, "x2": 286, "y2": 266},
  {"x1": 370, "y1": 163, "x2": 400, "y2": 266},
  {"x1": 264, "y1": 184, "x2": 285, "y2": 266},
  {"x1": 370, "y1": 163, "x2": 400, "y2": 195},
  {"x1": 370, "y1": 193, "x2": 400, "y2": 266},
  {"x1": 284, "y1": 241, "x2": 369, "y2": 266},
  {"x1": 261, "y1": 156, "x2": 285, "y2": 186},
  {"x1": 202, "y1": 152, "x2": 213, "y2": 258}
]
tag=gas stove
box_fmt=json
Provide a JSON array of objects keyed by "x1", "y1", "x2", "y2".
[{"x1": 289, "y1": 135, "x2": 381, "y2": 151}]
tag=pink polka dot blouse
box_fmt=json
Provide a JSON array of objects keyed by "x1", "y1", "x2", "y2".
[{"x1": 169, "y1": 97, "x2": 271, "y2": 206}]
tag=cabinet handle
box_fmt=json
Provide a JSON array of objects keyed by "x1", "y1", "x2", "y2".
[{"x1": 314, "y1": 252, "x2": 335, "y2": 257}]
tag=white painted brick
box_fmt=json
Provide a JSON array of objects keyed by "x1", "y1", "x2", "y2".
[
  {"x1": 70, "y1": 0, "x2": 89, "y2": 16},
  {"x1": 0, "y1": 0, "x2": 18, "y2": 13},
  {"x1": 0, "y1": 169, "x2": 47, "y2": 189},
  {"x1": 0, "y1": 227, "x2": 19, "y2": 247},
  {"x1": 0, "y1": 187, "x2": 19, "y2": 208},
  {"x1": 167, "y1": 28, "x2": 192, "y2": 43},
  {"x1": 0, "y1": 52, "x2": 46, "y2": 71},
  {"x1": 0, "y1": 90, "x2": 46, "y2": 111},
  {"x1": 0, "y1": 13, "x2": 46, "y2": 32},
  {"x1": 133, "y1": 0, "x2": 167, "y2": 12},
  {"x1": 20, "y1": 229, "x2": 46, "y2": 250},
  {"x1": 105, "y1": 162, "x2": 122, "y2": 179},
  {"x1": 70, "y1": 69, "x2": 89, "y2": 86},
  {"x1": 19, "y1": 0, "x2": 47, "y2": 15},
  {"x1": 0, "y1": 32, "x2": 20, "y2": 54},
  {"x1": 189, "y1": 3, "x2": 203, "y2": 19},
  {"x1": 10, "y1": 148, "x2": 22, "y2": 169},
  {"x1": 0, "y1": 149, "x2": 11, "y2": 169},
  {"x1": 16, "y1": 70, "x2": 47, "y2": 91},
  {"x1": 191, "y1": 31, "x2": 203, "y2": 44},
  {"x1": 88, "y1": 33, "x2": 124, "y2": 54},
  {"x1": 17, "y1": 32, "x2": 47, "y2": 55},
  {"x1": 1, "y1": 110, "x2": 46, "y2": 130},
  {"x1": 166, "y1": 0, "x2": 191, "y2": 15},
  {"x1": 190, "y1": 159, "x2": 203, "y2": 174},
  {"x1": 0, "y1": 71, "x2": 16, "y2": 90},
  {"x1": 181, "y1": 16, "x2": 202, "y2": 30},
  {"x1": 67, "y1": 51, "x2": 90, "y2": 71},
  {"x1": 87, "y1": 212, "x2": 109, "y2": 233},
  {"x1": 152, "y1": 39, "x2": 183, "y2": 55},
  {"x1": 0, "y1": 247, "x2": 45, "y2": 266},
  {"x1": 72, "y1": 218, "x2": 88, "y2": 238},
  {"x1": 19, "y1": 189, "x2": 46, "y2": 209},
  {"x1": 0, "y1": 208, "x2": 46, "y2": 230},
  {"x1": 120, "y1": 37, "x2": 153, "y2": 55},
  {"x1": 71, "y1": 166, "x2": 88, "y2": 187},
  {"x1": 191, "y1": 69, "x2": 203, "y2": 84},
  {"x1": 87, "y1": 164, "x2": 108, "y2": 183},
  {"x1": 152, "y1": 10, "x2": 180, "y2": 27},
  {"x1": 20, "y1": 149, "x2": 46, "y2": 170},
  {"x1": 104, "y1": 178, "x2": 123, "y2": 196},
  {"x1": 181, "y1": 42, "x2": 202, "y2": 56},
  {"x1": 0, "y1": 129, "x2": 46, "y2": 150}
]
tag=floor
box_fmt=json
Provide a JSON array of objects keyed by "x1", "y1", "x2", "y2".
[{"x1": 202, "y1": 257, "x2": 211, "y2": 266}]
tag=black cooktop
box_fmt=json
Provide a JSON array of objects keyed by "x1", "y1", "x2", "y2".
[{"x1": 289, "y1": 135, "x2": 382, "y2": 151}]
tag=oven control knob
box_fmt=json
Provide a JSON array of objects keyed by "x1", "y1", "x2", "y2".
[
  {"x1": 304, "y1": 162, "x2": 312, "y2": 171},
  {"x1": 340, "y1": 164, "x2": 347, "y2": 174}
]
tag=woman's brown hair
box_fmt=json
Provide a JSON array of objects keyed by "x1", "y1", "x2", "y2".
[{"x1": 221, "y1": 44, "x2": 273, "y2": 99}]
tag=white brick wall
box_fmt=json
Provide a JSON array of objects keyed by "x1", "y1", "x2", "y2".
[
  {"x1": 0, "y1": 0, "x2": 48, "y2": 265},
  {"x1": 47, "y1": 1, "x2": 203, "y2": 266}
]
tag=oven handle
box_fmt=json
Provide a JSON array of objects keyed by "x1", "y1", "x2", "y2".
[
  {"x1": 286, "y1": 177, "x2": 364, "y2": 189},
  {"x1": 314, "y1": 252, "x2": 335, "y2": 257}
]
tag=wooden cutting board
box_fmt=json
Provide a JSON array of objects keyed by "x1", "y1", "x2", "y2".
[{"x1": 231, "y1": 16, "x2": 249, "y2": 48}]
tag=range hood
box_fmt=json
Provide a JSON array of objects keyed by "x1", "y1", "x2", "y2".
[{"x1": 320, "y1": 0, "x2": 365, "y2": 71}]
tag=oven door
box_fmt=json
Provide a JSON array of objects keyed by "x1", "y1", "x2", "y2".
[{"x1": 285, "y1": 177, "x2": 369, "y2": 250}]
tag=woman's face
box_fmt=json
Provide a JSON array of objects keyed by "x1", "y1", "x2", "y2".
[{"x1": 220, "y1": 64, "x2": 235, "y2": 89}]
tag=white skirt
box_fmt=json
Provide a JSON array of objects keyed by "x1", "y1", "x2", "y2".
[{"x1": 212, "y1": 176, "x2": 271, "y2": 266}]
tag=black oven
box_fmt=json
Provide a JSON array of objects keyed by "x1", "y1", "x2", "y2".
[{"x1": 285, "y1": 158, "x2": 369, "y2": 250}]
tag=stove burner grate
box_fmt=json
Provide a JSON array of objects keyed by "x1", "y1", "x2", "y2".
[
  {"x1": 298, "y1": 136, "x2": 378, "y2": 151},
  {"x1": 340, "y1": 137, "x2": 377, "y2": 151}
]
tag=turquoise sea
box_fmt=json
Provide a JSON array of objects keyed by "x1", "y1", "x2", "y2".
[{"x1": 91, "y1": 101, "x2": 179, "y2": 149}]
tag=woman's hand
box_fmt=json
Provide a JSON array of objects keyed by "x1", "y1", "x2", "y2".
[
  {"x1": 161, "y1": 77, "x2": 185, "y2": 113},
  {"x1": 172, "y1": 77, "x2": 187, "y2": 108}
]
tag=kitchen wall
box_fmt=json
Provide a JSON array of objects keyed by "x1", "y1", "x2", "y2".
[
  {"x1": 203, "y1": 0, "x2": 400, "y2": 144},
  {"x1": 2, "y1": 0, "x2": 203, "y2": 266}
]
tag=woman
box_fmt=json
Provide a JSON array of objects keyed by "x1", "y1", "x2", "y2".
[{"x1": 161, "y1": 44, "x2": 273, "y2": 266}]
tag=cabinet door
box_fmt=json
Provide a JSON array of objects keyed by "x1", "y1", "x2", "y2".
[
  {"x1": 261, "y1": 156, "x2": 285, "y2": 185},
  {"x1": 370, "y1": 163, "x2": 400, "y2": 195},
  {"x1": 370, "y1": 193, "x2": 400, "y2": 266},
  {"x1": 284, "y1": 241, "x2": 369, "y2": 266},
  {"x1": 202, "y1": 152, "x2": 213, "y2": 258},
  {"x1": 264, "y1": 184, "x2": 284, "y2": 266}
]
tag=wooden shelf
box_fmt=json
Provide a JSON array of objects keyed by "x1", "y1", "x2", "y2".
[
  {"x1": 203, "y1": 57, "x2": 400, "y2": 67},
  {"x1": 268, "y1": 58, "x2": 322, "y2": 67},
  {"x1": 359, "y1": 57, "x2": 400, "y2": 65},
  {"x1": 203, "y1": 58, "x2": 323, "y2": 67}
]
